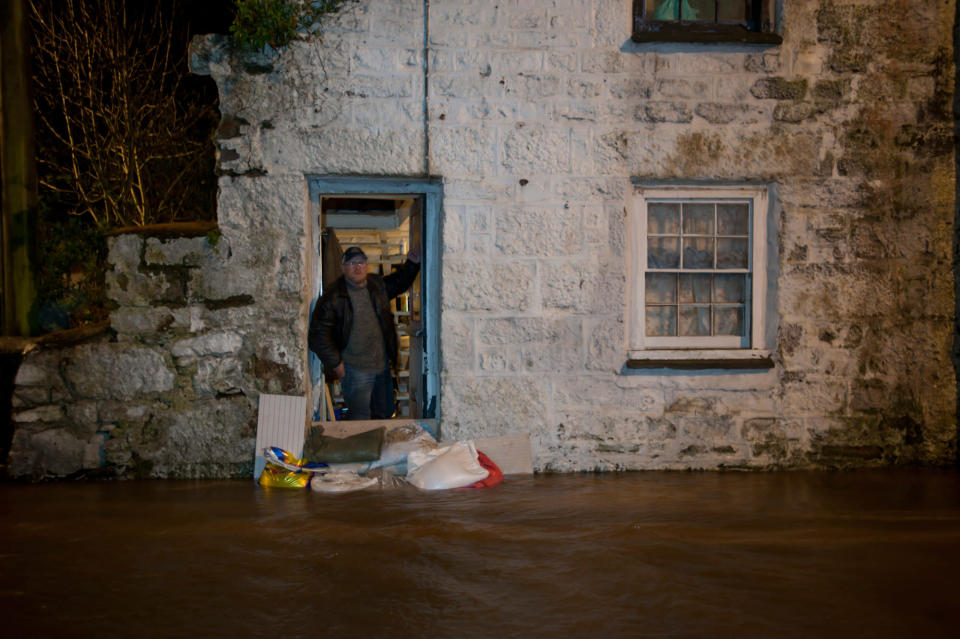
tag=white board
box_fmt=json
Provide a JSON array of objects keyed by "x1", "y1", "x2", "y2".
[{"x1": 254, "y1": 394, "x2": 307, "y2": 481}]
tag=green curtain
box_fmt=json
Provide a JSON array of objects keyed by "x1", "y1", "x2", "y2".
[{"x1": 652, "y1": 0, "x2": 700, "y2": 21}]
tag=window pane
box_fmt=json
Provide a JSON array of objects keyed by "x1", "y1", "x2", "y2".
[
  {"x1": 648, "y1": 237, "x2": 680, "y2": 268},
  {"x1": 717, "y1": 202, "x2": 749, "y2": 235},
  {"x1": 682, "y1": 237, "x2": 714, "y2": 269},
  {"x1": 646, "y1": 306, "x2": 677, "y2": 336},
  {"x1": 715, "y1": 306, "x2": 744, "y2": 336},
  {"x1": 679, "y1": 306, "x2": 711, "y2": 336},
  {"x1": 716, "y1": 238, "x2": 748, "y2": 269},
  {"x1": 717, "y1": 0, "x2": 748, "y2": 22},
  {"x1": 682, "y1": 203, "x2": 714, "y2": 235},
  {"x1": 679, "y1": 274, "x2": 712, "y2": 303},
  {"x1": 648, "y1": 202, "x2": 680, "y2": 234},
  {"x1": 714, "y1": 274, "x2": 746, "y2": 303},
  {"x1": 646, "y1": 273, "x2": 677, "y2": 303},
  {"x1": 685, "y1": 0, "x2": 715, "y2": 21},
  {"x1": 647, "y1": 0, "x2": 681, "y2": 21}
]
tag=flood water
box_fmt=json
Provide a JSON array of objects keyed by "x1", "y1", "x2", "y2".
[{"x1": 2, "y1": 470, "x2": 959, "y2": 638}]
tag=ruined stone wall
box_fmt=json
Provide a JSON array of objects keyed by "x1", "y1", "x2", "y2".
[
  {"x1": 8, "y1": 219, "x2": 308, "y2": 478},
  {"x1": 7, "y1": 0, "x2": 956, "y2": 478}
]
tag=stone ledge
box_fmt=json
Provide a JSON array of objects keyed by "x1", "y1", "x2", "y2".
[
  {"x1": 625, "y1": 349, "x2": 775, "y2": 370},
  {"x1": 106, "y1": 221, "x2": 218, "y2": 239},
  {"x1": 0, "y1": 321, "x2": 111, "y2": 355},
  {"x1": 632, "y1": 24, "x2": 782, "y2": 46}
]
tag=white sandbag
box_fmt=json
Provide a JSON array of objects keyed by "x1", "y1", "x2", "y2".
[
  {"x1": 310, "y1": 471, "x2": 379, "y2": 493},
  {"x1": 368, "y1": 423, "x2": 438, "y2": 470},
  {"x1": 406, "y1": 440, "x2": 489, "y2": 491}
]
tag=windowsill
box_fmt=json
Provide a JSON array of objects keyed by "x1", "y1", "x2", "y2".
[
  {"x1": 626, "y1": 349, "x2": 774, "y2": 370},
  {"x1": 632, "y1": 24, "x2": 782, "y2": 45}
]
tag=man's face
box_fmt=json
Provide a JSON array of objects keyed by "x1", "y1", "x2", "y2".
[{"x1": 342, "y1": 257, "x2": 368, "y2": 287}]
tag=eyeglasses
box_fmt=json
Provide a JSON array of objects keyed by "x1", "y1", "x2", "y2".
[{"x1": 344, "y1": 260, "x2": 367, "y2": 268}]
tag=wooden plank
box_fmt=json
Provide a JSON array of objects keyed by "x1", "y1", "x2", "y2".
[
  {"x1": 470, "y1": 433, "x2": 533, "y2": 475},
  {"x1": 254, "y1": 394, "x2": 307, "y2": 481},
  {"x1": 314, "y1": 418, "x2": 437, "y2": 440}
]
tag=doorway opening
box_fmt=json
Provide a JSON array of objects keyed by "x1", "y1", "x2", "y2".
[{"x1": 307, "y1": 177, "x2": 442, "y2": 429}]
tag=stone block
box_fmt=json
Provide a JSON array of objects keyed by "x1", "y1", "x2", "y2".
[
  {"x1": 478, "y1": 349, "x2": 522, "y2": 372},
  {"x1": 640, "y1": 102, "x2": 693, "y2": 123},
  {"x1": 494, "y1": 207, "x2": 582, "y2": 256},
  {"x1": 608, "y1": 77, "x2": 654, "y2": 100},
  {"x1": 501, "y1": 124, "x2": 571, "y2": 173},
  {"x1": 430, "y1": 126, "x2": 498, "y2": 176},
  {"x1": 695, "y1": 102, "x2": 766, "y2": 125},
  {"x1": 440, "y1": 375, "x2": 550, "y2": 441},
  {"x1": 64, "y1": 343, "x2": 175, "y2": 400},
  {"x1": 441, "y1": 205, "x2": 466, "y2": 255},
  {"x1": 586, "y1": 0, "x2": 624, "y2": 45},
  {"x1": 432, "y1": 3, "x2": 497, "y2": 29},
  {"x1": 479, "y1": 317, "x2": 582, "y2": 372},
  {"x1": 12, "y1": 387, "x2": 50, "y2": 408},
  {"x1": 171, "y1": 331, "x2": 244, "y2": 363},
  {"x1": 144, "y1": 236, "x2": 215, "y2": 267},
  {"x1": 193, "y1": 357, "x2": 246, "y2": 396},
  {"x1": 106, "y1": 266, "x2": 185, "y2": 307},
  {"x1": 749, "y1": 76, "x2": 808, "y2": 100},
  {"x1": 515, "y1": 31, "x2": 581, "y2": 49},
  {"x1": 585, "y1": 317, "x2": 625, "y2": 372},
  {"x1": 657, "y1": 78, "x2": 713, "y2": 100},
  {"x1": 107, "y1": 234, "x2": 142, "y2": 271},
  {"x1": 440, "y1": 313, "x2": 475, "y2": 372},
  {"x1": 7, "y1": 428, "x2": 82, "y2": 477},
  {"x1": 545, "y1": 51, "x2": 577, "y2": 73},
  {"x1": 13, "y1": 405, "x2": 64, "y2": 423},
  {"x1": 553, "y1": 374, "x2": 661, "y2": 414},
  {"x1": 14, "y1": 360, "x2": 53, "y2": 387},
  {"x1": 253, "y1": 338, "x2": 303, "y2": 395},
  {"x1": 65, "y1": 402, "x2": 99, "y2": 428},
  {"x1": 443, "y1": 259, "x2": 536, "y2": 312},
  {"x1": 581, "y1": 50, "x2": 623, "y2": 74},
  {"x1": 109, "y1": 307, "x2": 179, "y2": 336},
  {"x1": 554, "y1": 407, "x2": 647, "y2": 447}
]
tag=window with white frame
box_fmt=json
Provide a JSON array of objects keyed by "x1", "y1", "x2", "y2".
[{"x1": 628, "y1": 185, "x2": 771, "y2": 365}]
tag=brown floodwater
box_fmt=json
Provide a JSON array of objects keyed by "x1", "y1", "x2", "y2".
[{"x1": 1, "y1": 470, "x2": 959, "y2": 638}]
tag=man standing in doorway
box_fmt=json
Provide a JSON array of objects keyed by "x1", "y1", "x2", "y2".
[{"x1": 309, "y1": 245, "x2": 420, "y2": 420}]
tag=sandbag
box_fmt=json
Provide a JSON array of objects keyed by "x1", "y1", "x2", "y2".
[
  {"x1": 406, "y1": 441, "x2": 489, "y2": 490},
  {"x1": 371, "y1": 423, "x2": 437, "y2": 470},
  {"x1": 310, "y1": 471, "x2": 379, "y2": 493},
  {"x1": 302, "y1": 426, "x2": 385, "y2": 464}
]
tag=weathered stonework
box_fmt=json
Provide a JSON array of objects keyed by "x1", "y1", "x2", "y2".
[{"x1": 6, "y1": 0, "x2": 957, "y2": 478}]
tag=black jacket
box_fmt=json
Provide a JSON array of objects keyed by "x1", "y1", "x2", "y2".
[{"x1": 308, "y1": 259, "x2": 420, "y2": 373}]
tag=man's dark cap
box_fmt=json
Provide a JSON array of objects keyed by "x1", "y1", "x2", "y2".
[{"x1": 341, "y1": 246, "x2": 367, "y2": 264}]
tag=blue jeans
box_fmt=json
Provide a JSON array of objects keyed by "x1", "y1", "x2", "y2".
[{"x1": 340, "y1": 364, "x2": 394, "y2": 420}]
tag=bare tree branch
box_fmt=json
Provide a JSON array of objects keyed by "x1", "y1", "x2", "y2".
[{"x1": 30, "y1": 0, "x2": 217, "y2": 227}]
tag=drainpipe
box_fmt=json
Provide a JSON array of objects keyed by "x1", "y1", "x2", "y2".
[{"x1": 422, "y1": 0, "x2": 431, "y2": 176}]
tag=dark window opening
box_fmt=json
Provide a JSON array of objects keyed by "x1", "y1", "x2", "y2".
[{"x1": 632, "y1": 0, "x2": 782, "y2": 44}]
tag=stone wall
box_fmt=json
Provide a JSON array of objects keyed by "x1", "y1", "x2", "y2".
[
  {"x1": 6, "y1": 0, "x2": 957, "y2": 478},
  {"x1": 8, "y1": 221, "x2": 307, "y2": 479}
]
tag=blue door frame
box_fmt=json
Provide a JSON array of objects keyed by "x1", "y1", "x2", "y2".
[{"x1": 307, "y1": 175, "x2": 442, "y2": 421}]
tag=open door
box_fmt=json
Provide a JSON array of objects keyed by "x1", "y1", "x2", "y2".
[{"x1": 307, "y1": 177, "x2": 442, "y2": 434}]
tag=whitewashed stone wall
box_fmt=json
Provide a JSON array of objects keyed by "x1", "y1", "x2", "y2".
[{"x1": 7, "y1": 0, "x2": 957, "y2": 478}]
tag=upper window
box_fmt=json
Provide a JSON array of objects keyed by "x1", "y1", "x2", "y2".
[
  {"x1": 628, "y1": 185, "x2": 772, "y2": 368},
  {"x1": 632, "y1": 0, "x2": 782, "y2": 44}
]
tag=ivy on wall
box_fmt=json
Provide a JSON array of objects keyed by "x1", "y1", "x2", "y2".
[{"x1": 230, "y1": 0, "x2": 356, "y2": 50}]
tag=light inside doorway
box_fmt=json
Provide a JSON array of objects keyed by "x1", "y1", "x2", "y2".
[{"x1": 312, "y1": 195, "x2": 423, "y2": 422}]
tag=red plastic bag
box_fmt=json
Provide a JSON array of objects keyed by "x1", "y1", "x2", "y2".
[{"x1": 468, "y1": 451, "x2": 503, "y2": 488}]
